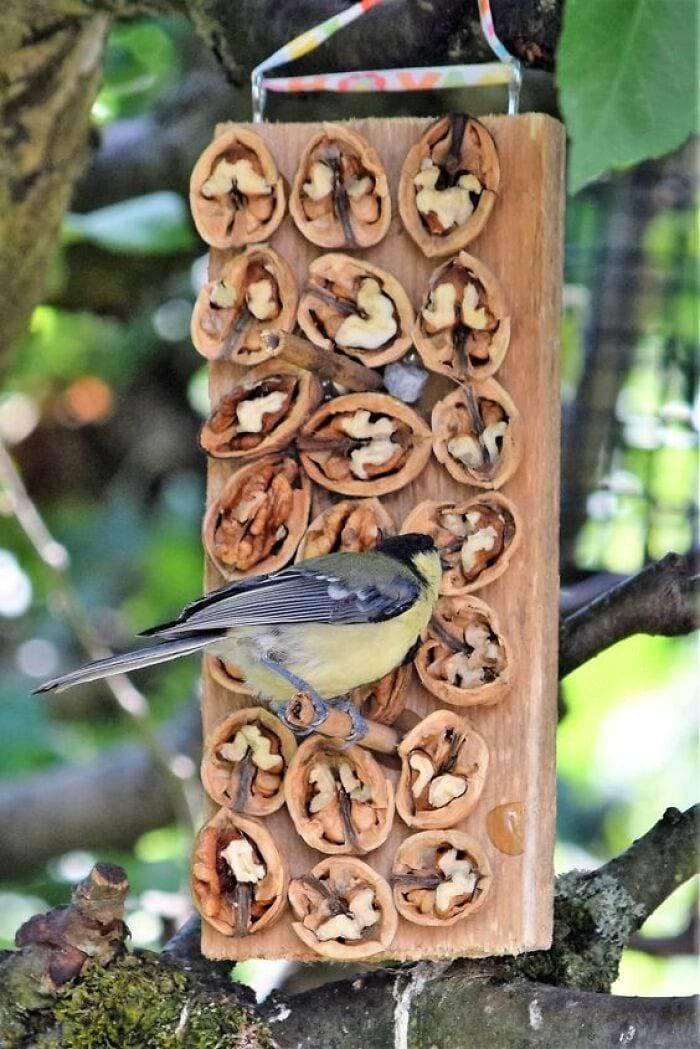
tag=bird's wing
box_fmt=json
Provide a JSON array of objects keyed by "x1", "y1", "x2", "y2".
[{"x1": 141, "y1": 559, "x2": 419, "y2": 638}]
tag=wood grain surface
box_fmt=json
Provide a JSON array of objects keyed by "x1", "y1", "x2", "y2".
[{"x1": 197, "y1": 114, "x2": 565, "y2": 961}]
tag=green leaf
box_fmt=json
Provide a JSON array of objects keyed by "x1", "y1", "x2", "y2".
[
  {"x1": 557, "y1": 0, "x2": 698, "y2": 193},
  {"x1": 63, "y1": 193, "x2": 195, "y2": 255}
]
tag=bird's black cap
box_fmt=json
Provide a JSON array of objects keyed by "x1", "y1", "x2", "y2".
[{"x1": 375, "y1": 532, "x2": 437, "y2": 580}]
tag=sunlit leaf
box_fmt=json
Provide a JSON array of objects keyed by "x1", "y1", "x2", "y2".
[{"x1": 64, "y1": 193, "x2": 195, "y2": 255}]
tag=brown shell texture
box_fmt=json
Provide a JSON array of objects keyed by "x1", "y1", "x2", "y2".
[
  {"x1": 191, "y1": 809, "x2": 288, "y2": 937},
  {"x1": 201, "y1": 707, "x2": 297, "y2": 816},
  {"x1": 299, "y1": 392, "x2": 432, "y2": 497},
  {"x1": 401, "y1": 492, "x2": 521, "y2": 595},
  {"x1": 296, "y1": 497, "x2": 396, "y2": 561},
  {"x1": 415, "y1": 594, "x2": 511, "y2": 708},
  {"x1": 398, "y1": 115, "x2": 500, "y2": 257},
  {"x1": 414, "y1": 251, "x2": 510, "y2": 381},
  {"x1": 191, "y1": 246, "x2": 298, "y2": 365},
  {"x1": 189, "y1": 127, "x2": 286, "y2": 249},
  {"x1": 351, "y1": 663, "x2": 411, "y2": 726},
  {"x1": 432, "y1": 377, "x2": 522, "y2": 489},
  {"x1": 202, "y1": 454, "x2": 311, "y2": 580},
  {"x1": 392, "y1": 829, "x2": 493, "y2": 926},
  {"x1": 200, "y1": 361, "x2": 323, "y2": 460},
  {"x1": 396, "y1": 709, "x2": 489, "y2": 829},
  {"x1": 288, "y1": 856, "x2": 398, "y2": 959},
  {"x1": 205, "y1": 654, "x2": 256, "y2": 698},
  {"x1": 285, "y1": 736, "x2": 395, "y2": 855},
  {"x1": 290, "y1": 124, "x2": 391, "y2": 249},
  {"x1": 298, "y1": 252, "x2": 415, "y2": 367}
]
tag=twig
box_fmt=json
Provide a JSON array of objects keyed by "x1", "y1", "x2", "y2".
[{"x1": 260, "y1": 329, "x2": 383, "y2": 391}]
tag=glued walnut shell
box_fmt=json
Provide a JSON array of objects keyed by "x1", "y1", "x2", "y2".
[
  {"x1": 201, "y1": 707, "x2": 297, "y2": 816},
  {"x1": 290, "y1": 124, "x2": 391, "y2": 249},
  {"x1": 203, "y1": 455, "x2": 311, "y2": 580},
  {"x1": 289, "y1": 856, "x2": 397, "y2": 959},
  {"x1": 299, "y1": 393, "x2": 432, "y2": 497},
  {"x1": 396, "y1": 709, "x2": 489, "y2": 830},
  {"x1": 191, "y1": 247, "x2": 297, "y2": 365},
  {"x1": 189, "y1": 127, "x2": 286, "y2": 249},
  {"x1": 392, "y1": 830, "x2": 492, "y2": 926},
  {"x1": 399, "y1": 115, "x2": 499, "y2": 258},
  {"x1": 191, "y1": 810, "x2": 288, "y2": 937},
  {"x1": 432, "y1": 378, "x2": 521, "y2": 489},
  {"x1": 298, "y1": 253, "x2": 415, "y2": 367},
  {"x1": 296, "y1": 498, "x2": 396, "y2": 561},
  {"x1": 416, "y1": 595, "x2": 511, "y2": 708},
  {"x1": 401, "y1": 493, "x2": 521, "y2": 595},
  {"x1": 351, "y1": 664, "x2": 411, "y2": 726},
  {"x1": 205, "y1": 654, "x2": 256, "y2": 698},
  {"x1": 200, "y1": 361, "x2": 323, "y2": 460},
  {"x1": 414, "y1": 251, "x2": 510, "y2": 381},
  {"x1": 285, "y1": 736, "x2": 395, "y2": 855}
]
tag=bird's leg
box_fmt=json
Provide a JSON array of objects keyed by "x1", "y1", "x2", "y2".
[
  {"x1": 261, "y1": 658, "x2": 330, "y2": 737},
  {"x1": 328, "y1": 696, "x2": 368, "y2": 748}
]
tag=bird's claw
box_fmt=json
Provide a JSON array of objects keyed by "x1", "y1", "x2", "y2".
[
  {"x1": 330, "y1": 697, "x2": 368, "y2": 748},
  {"x1": 278, "y1": 690, "x2": 330, "y2": 738}
]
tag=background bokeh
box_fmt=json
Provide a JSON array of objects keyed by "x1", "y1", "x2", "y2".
[{"x1": 0, "y1": 15, "x2": 696, "y2": 998}]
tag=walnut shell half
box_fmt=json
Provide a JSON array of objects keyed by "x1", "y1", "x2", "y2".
[
  {"x1": 296, "y1": 497, "x2": 396, "y2": 561},
  {"x1": 399, "y1": 115, "x2": 499, "y2": 258},
  {"x1": 201, "y1": 707, "x2": 297, "y2": 816},
  {"x1": 299, "y1": 393, "x2": 432, "y2": 497},
  {"x1": 205, "y1": 654, "x2": 255, "y2": 698},
  {"x1": 290, "y1": 124, "x2": 391, "y2": 249},
  {"x1": 432, "y1": 378, "x2": 521, "y2": 489},
  {"x1": 392, "y1": 830, "x2": 492, "y2": 926},
  {"x1": 351, "y1": 663, "x2": 411, "y2": 726},
  {"x1": 203, "y1": 455, "x2": 310, "y2": 580},
  {"x1": 401, "y1": 493, "x2": 521, "y2": 595},
  {"x1": 298, "y1": 253, "x2": 415, "y2": 368},
  {"x1": 191, "y1": 247, "x2": 297, "y2": 365},
  {"x1": 416, "y1": 595, "x2": 511, "y2": 707},
  {"x1": 190, "y1": 127, "x2": 286, "y2": 249},
  {"x1": 285, "y1": 736, "x2": 395, "y2": 855},
  {"x1": 289, "y1": 857, "x2": 397, "y2": 960},
  {"x1": 191, "y1": 810, "x2": 288, "y2": 937},
  {"x1": 396, "y1": 709, "x2": 489, "y2": 830},
  {"x1": 200, "y1": 361, "x2": 323, "y2": 460},
  {"x1": 414, "y1": 251, "x2": 510, "y2": 381}
]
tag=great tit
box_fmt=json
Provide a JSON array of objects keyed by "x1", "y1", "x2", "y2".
[{"x1": 34, "y1": 534, "x2": 441, "y2": 724}]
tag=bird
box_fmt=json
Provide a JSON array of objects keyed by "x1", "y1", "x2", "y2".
[{"x1": 34, "y1": 533, "x2": 441, "y2": 734}]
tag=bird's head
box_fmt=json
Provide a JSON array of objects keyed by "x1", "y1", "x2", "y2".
[{"x1": 376, "y1": 532, "x2": 442, "y2": 602}]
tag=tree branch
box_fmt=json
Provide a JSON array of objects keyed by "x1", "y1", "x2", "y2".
[{"x1": 559, "y1": 551, "x2": 699, "y2": 677}]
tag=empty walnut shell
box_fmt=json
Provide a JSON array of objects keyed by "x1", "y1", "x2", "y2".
[
  {"x1": 201, "y1": 707, "x2": 297, "y2": 816},
  {"x1": 203, "y1": 455, "x2": 311, "y2": 580},
  {"x1": 285, "y1": 736, "x2": 395, "y2": 855},
  {"x1": 432, "y1": 378, "x2": 521, "y2": 489},
  {"x1": 290, "y1": 124, "x2": 391, "y2": 249},
  {"x1": 191, "y1": 247, "x2": 297, "y2": 365},
  {"x1": 200, "y1": 362, "x2": 323, "y2": 460},
  {"x1": 392, "y1": 830, "x2": 493, "y2": 927},
  {"x1": 414, "y1": 251, "x2": 510, "y2": 381},
  {"x1": 190, "y1": 127, "x2": 286, "y2": 249},
  {"x1": 416, "y1": 595, "x2": 511, "y2": 707},
  {"x1": 191, "y1": 810, "x2": 288, "y2": 937},
  {"x1": 296, "y1": 498, "x2": 396, "y2": 561},
  {"x1": 299, "y1": 393, "x2": 432, "y2": 497},
  {"x1": 351, "y1": 663, "x2": 411, "y2": 726},
  {"x1": 205, "y1": 654, "x2": 255, "y2": 698},
  {"x1": 298, "y1": 253, "x2": 414, "y2": 368},
  {"x1": 399, "y1": 114, "x2": 499, "y2": 258},
  {"x1": 401, "y1": 493, "x2": 521, "y2": 595},
  {"x1": 289, "y1": 856, "x2": 397, "y2": 960},
  {"x1": 396, "y1": 709, "x2": 489, "y2": 830}
]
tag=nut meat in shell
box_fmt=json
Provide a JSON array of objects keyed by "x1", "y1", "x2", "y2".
[
  {"x1": 401, "y1": 493, "x2": 520, "y2": 595},
  {"x1": 432, "y1": 378, "x2": 521, "y2": 489},
  {"x1": 191, "y1": 810, "x2": 288, "y2": 937},
  {"x1": 191, "y1": 247, "x2": 297, "y2": 366},
  {"x1": 296, "y1": 497, "x2": 395, "y2": 561},
  {"x1": 392, "y1": 830, "x2": 492, "y2": 926},
  {"x1": 399, "y1": 115, "x2": 499, "y2": 257},
  {"x1": 190, "y1": 127, "x2": 286, "y2": 249},
  {"x1": 201, "y1": 707, "x2": 297, "y2": 816},
  {"x1": 298, "y1": 253, "x2": 414, "y2": 368},
  {"x1": 396, "y1": 709, "x2": 489, "y2": 830},
  {"x1": 288, "y1": 856, "x2": 397, "y2": 959},
  {"x1": 299, "y1": 392, "x2": 432, "y2": 497},
  {"x1": 414, "y1": 251, "x2": 510, "y2": 381},
  {"x1": 285, "y1": 737, "x2": 395, "y2": 855},
  {"x1": 203, "y1": 455, "x2": 310, "y2": 579},
  {"x1": 290, "y1": 124, "x2": 391, "y2": 249}
]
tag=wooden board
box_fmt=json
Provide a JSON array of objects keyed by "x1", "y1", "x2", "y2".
[{"x1": 198, "y1": 114, "x2": 565, "y2": 961}]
